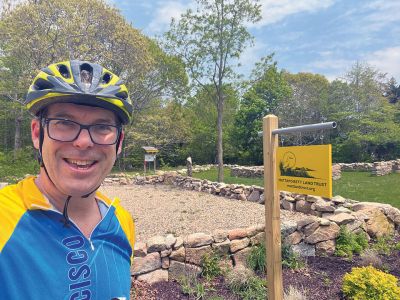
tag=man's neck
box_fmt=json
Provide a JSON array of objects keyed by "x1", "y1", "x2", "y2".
[{"x1": 34, "y1": 173, "x2": 102, "y2": 237}]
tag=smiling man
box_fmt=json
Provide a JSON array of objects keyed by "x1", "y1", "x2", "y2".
[{"x1": 0, "y1": 60, "x2": 135, "y2": 299}]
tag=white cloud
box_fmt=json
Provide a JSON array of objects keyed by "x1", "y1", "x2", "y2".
[
  {"x1": 254, "y1": 0, "x2": 335, "y2": 28},
  {"x1": 146, "y1": 1, "x2": 194, "y2": 34},
  {"x1": 340, "y1": 0, "x2": 400, "y2": 33},
  {"x1": 365, "y1": 46, "x2": 400, "y2": 79}
]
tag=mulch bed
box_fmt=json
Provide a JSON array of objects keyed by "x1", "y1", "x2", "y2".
[{"x1": 131, "y1": 249, "x2": 400, "y2": 300}]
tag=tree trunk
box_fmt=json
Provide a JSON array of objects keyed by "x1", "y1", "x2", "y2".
[
  {"x1": 13, "y1": 108, "x2": 22, "y2": 159},
  {"x1": 216, "y1": 92, "x2": 224, "y2": 182}
]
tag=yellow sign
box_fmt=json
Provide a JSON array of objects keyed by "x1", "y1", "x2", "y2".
[{"x1": 277, "y1": 145, "x2": 332, "y2": 198}]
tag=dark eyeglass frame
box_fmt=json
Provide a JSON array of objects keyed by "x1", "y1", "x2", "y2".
[{"x1": 42, "y1": 117, "x2": 122, "y2": 145}]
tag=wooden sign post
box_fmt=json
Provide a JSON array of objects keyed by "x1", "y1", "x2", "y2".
[
  {"x1": 263, "y1": 115, "x2": 283, "y2": 300},
  {"x1": 261, "y1": 115, "x2": 336, "y2": 299}
]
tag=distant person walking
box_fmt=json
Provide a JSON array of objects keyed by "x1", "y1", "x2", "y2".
[{"x1": 186, "y1": 156, "x2": 193, "y2": 177}]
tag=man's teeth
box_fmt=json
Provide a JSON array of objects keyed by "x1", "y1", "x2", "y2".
[{"x1": 67, "y1": 159, "x2": 95, "y2": 166}]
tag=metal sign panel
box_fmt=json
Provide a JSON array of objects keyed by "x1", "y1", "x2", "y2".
[{"x1": 277, "y1": 145, "x2": 332, "y2": 198}]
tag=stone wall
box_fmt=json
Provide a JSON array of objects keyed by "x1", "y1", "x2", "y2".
[
  {"x1": 105, "y1": 172, "x2": 400, "y2": 282},
  {"x1": 338, "y1": 159, "x2": 400, "y2": 176},
  {"x1": 229, "y1": 159, "x2": 400, "y2": 179},
  {"x1": 131, "y1": 197, "x2": 400, "y2": 284}
]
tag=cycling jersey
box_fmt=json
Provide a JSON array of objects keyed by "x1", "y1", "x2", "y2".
[{"x1": 0, "y1": 176, "x2": 135, "y2": 300}]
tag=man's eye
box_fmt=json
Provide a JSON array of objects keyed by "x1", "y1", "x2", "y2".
[
  {"x1": 94, "y1": 124, "x2": 113, "y2": 132},
  {"x1": 55, "y1": 120, "x2": 75, "y2": 127}
]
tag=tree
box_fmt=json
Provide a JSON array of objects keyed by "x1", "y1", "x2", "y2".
[
  {"x1": 276, "y1": 72, "x2": 330, "y2": 145},
  {"x1": 385, "y1": 77, "x2": 400, "y2": 104},
  {"x1": 163, "y1": 0, "x2": 261, "y2": 181},
  {"x1": 342, "y1": 61, "x2": 386, "y2": 113},
  {"x1": 234, "y1": 55, "x2": 291, "y2": 164},
  {"x1": 123, "y1": 100, "x2": 191, "y2": 169},
  {"x1": 184, "y1": 84, "x2": 239, "y2": 164},
  {"x1": 0, "y1": 0, "x2": 186, "y2": 160},
  {"x1": 326, "y1": 62, "x2": 398, "y2": 162}
]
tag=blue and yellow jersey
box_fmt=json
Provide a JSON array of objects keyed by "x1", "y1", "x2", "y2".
[{"x1": 0, "y1": 177, "x2": 135, "y2": 300}]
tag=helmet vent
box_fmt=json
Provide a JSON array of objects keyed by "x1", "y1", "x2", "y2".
[
  {"x1": 115, "y1": 91, "x2": 128, "y2": 100},
  {"x1": 34, "y1": 78, "x2": 54, "y2": 90},
  {"x1": 102, "y1": 73, "x2": 112, "y2": 84},
  {"x1": 80, "y1": 63, "x2": 93, "y2": 85},
  {"x1": 58, "y1": 64, "x2": 70, "y2": 79}
]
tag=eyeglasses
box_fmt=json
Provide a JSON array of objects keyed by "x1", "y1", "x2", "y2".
[{"x1": 43, "y1": 118, "x2": 121, "y2": 145}]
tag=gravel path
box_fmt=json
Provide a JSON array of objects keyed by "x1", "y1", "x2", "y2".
[{"x1": 100, "y1": 184, "x2": 307, "y2": 242}]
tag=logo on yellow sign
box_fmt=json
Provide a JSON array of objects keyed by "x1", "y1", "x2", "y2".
[{"x1": 277, "y1": 145, "x2": 332, "y2": 198}]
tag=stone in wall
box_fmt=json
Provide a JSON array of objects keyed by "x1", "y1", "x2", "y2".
[
  {"x1": 184, "y1": 233, "x2": 213, "y2": 248},
  {"x1": 170, "y1": 247, "x2": 185, "y2": 262},
  {"x1": 292, "y1": 242, "x2": 315, "y2": 257},
  {"x1": 186, "y1": 245, "x2": 213, "y2": 265},
  {"x1": 212, "y1": 229, "x2": 228, "y2": 243},
  {"x1": 134, "y1": 242, "x2": 147, "y2": 257},
  {"x1": 132, "y1": 252, "x2": 161, "y2": 276},
  {"x1": 230, "y1": 238, "x2": 250, "y2": 253},
  {"x1": 360, "y1": 208, "x2": 395, "y2": 238},
  {"x1": 315, "y1": 240, "x2": 335, "y2": 256},
  {"x1": 304, "y1": 223, "x2": 340, "y2": 244},
  {"x1": 332, "y1": 164, "x2": 341, "y2": 180},
  {"x1": 232, "y1": 247, "x2": 253, "y2": 266},
  {"x1": 212, "y1": 240, "x2": 231, "y2": 255},
  {"x1": 137, "y1": 269, "x2": 168, "y2": 284},
  {"x1": 168, "y1": 261, "x2": 202, "y2": 281},
  {"x1": 147, "y1": 235, "x2": 167, "y2": 253}
]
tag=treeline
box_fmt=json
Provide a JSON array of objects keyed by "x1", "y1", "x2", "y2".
[{"x1": 0, "y1": 0, "x2": 399, "y2": 172}]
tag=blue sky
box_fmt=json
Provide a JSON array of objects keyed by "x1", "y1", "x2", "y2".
[{"x1": 110, "y1": 0, "x2": 400, "y2": 81}]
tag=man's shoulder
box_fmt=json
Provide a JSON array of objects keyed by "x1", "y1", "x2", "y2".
[{"x1": 0, "y1": 181, "x2": 24, "y2": 207}]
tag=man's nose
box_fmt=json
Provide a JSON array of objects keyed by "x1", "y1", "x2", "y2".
[{"x1": 73, "y1": 128, "x2": 94, "y2": 148}]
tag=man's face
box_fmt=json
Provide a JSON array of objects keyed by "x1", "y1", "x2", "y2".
[{"x1": 31, "y1": 102, "x2": 124, "y2": 197}]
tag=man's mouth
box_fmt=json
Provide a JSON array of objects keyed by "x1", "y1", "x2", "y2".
[{"x1": 64, "y1": 158, "x2": 97, "y2": 169}]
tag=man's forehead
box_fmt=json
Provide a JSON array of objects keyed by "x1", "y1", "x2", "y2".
[{"x1": 46, "y1": 102, "x2": 118, "y2": 123}]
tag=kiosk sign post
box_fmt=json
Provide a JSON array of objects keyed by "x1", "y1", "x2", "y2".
[{"x1": 142, "y1": 146, "x2": 159, "y2": 174}]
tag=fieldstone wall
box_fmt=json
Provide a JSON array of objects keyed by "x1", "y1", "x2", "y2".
[
  {"x1": 131, "y1": 197, "x2": 400, "y2": 284},
  {"x1": 106, "y1": 172, "x2": 400, "y2": 265},
  {"x1": 338, "y1": 159, "x2": 400, "y2": 176},
  {"x1": 229, "y1": 159, "x2": 400, "y2": 179}
]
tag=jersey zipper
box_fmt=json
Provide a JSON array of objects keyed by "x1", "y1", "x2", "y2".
[{"x1": 32, "y1": 200, "x2": 114, "y2": 251}]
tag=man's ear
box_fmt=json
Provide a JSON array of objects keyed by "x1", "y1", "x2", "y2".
[
  {"x1": 31, "y1": 119, "x2": 41, "y2": 150},
  {"x1": 117, "y1": 130, "x2": 125, "y2": 155}
]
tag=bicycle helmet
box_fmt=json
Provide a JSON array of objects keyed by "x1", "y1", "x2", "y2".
[{"x1": 25, "y1": 60, "x2": 133, "y2": 124}]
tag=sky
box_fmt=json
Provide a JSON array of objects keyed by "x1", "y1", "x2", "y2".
[{"x1": 107, "y1": 0, "x2": 400, "y2": 82}]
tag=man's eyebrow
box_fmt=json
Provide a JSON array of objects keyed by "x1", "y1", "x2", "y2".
[{"x1": 50, "y1": 112, "x2": 116, "y2": 124}]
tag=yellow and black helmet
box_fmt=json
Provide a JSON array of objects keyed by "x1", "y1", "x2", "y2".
[{"x1": 25, "y1": 60, "x2": 133, "y2": 124}]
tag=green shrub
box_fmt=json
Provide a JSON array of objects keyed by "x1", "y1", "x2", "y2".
[
  {"x1": 281, "y1": 242, "x2": 306, "y2": 270},
  {"x1": 335, "y1": 226, "x2": 368, "y2": 259},
  {"x1": 372, "y1": 235, "x2": 397, "y2": 255},
  {"x1": 0, "y1": 148, "x2": 38, "y2": 183},
  {"x1": 247, "y1": 239, "x2": 305, "y2": 272},
  {"x1": 247, "y1": 243, "x2": 266, "y2": 273},
  {"x1": 226, "y1": 266, "x2": 267, "y2": 300},
  {"x1": 178, "y1": 274, "x2": 212, "y2": 299},
  {"x1": 358, "y1": 249, "x2": 383, "y2": 270},
  {"x1": 201, "y1": 253, "x2": 222, "y2": 280},
  {"x1": 342, "y1": 266, "x2": 400, "y2": 300}
]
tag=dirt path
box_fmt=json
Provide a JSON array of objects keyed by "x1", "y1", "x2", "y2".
[{"x1": 100, "y1": 184, "x2": 307, "y2": 242}]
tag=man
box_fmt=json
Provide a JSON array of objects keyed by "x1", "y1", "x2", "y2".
[{"x1": 0, "y1": 60, "x2": 135, "y2": 299}]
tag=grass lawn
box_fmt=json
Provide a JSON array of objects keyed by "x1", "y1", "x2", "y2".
[{"x1": 193, "y1": 167, "x2": 400, "y2": 209}]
